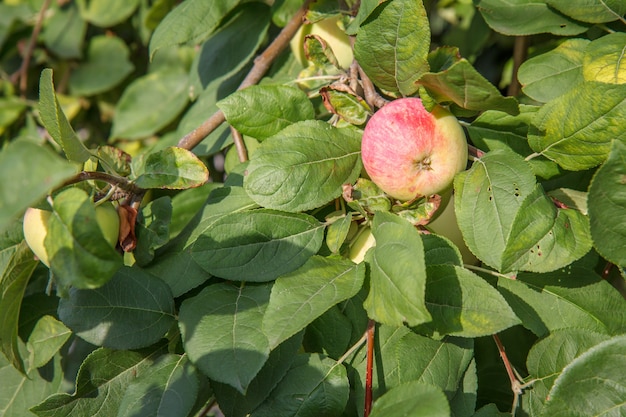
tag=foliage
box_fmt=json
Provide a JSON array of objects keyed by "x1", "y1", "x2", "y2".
[{"x1": 1, "y1": 0, "x2": 625, "y2": 416}]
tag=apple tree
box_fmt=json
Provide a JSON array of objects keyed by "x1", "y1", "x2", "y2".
[{"x1": 0, "y1": 0, "x2": 625, "y2": 416}]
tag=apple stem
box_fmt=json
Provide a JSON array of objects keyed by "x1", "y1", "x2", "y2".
[
  {"x1": 57, "y1": 171, "x2": 143, "y2": 196},
  {"x1": 177, "y1": 0, "x2": 314, "y2": 151}
]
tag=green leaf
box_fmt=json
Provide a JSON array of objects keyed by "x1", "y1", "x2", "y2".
[
  {"x1": 0, "y1": 349, "x2": 63, "y2": 416},
  {"x1": 244, "y1": 120, "x2": 362, "y2": 212},
  {"x1": 263, "y1": 256, "x2": 365, "y2": 349},
  {"x1": 364, "y1": 212, "x2": 432, "y2": 327},
  {"x1": 178, "y1": 282, "x2": 271, "y2": 394},
  {"x1": 466, "y1": 106, "x2": 561, "y2": 179},
  {"x1": 0, "y1": 139, "x2": 76, "y2": 233},
  {"x1": 528, "y1": 81, "x2": 626, "y2": 171},
  {"x1": 546, "y1": 0, "x2": 626, "y2": 24},
  {"x1": 524, "y1": 328, "x2": 611, "y2": 416},
  {"x1": 352, "y1": 325, "x2": 474, "y2": 407},
  {"x1": 190, "y1": 2, "x2": 270, "y2": 92},
  {"x1": 475, "y1": 0, "x2": 589, "y2": 36},
  {"x1": 543, "y1": 335, "x2": 626, "y2": 416},
  {"x1": 417, "y1": 265, "x2": 520, "y2": 338},
  {"x1": 0, "y1": 242, "x2": 38, "y2": 374},
  {"x1": 133, "y1": 147, "x2": 209, "y2": 189},
  {"x1": 133, "y1": 197, "x2": 172, "y2": 266},
  {"x1": 26, "y1": 315, "x2": 71, "y2": 372},
  {"x1": 354, "y1": 0, "x2": 430, "y2": 96},
  {"x1": 588, "y1": 140, "x2": 626, "y2": 266},
  {"x1": 38, "y1": 69, "x2": 91, "y2": 163},
  {"x1": 320, "y1": 87, "x2": 372, "y2": 125},
  {"x1": 496, "y1": 267, "x2": 626, "y2": 337},
  {"x1": 421, "y1": 233, "x2": 463, "y2": 266},
  {"x1": 117, "y1": 354, "x2": 199, "y2": 417},
  {"x1": 149, "y1": 0, "x2": 242, "y2": 59},
  {"x1": 212, "y1": 332, "x2": 303, "y2": 417},
  {"x1": 146, "y1": 186, "x2": 257, "y2": 296},
  {"x1": 111, "y1": 70, "x2": 189, "y2": 140},
  {"x1": 190, "y1": 209, "x2": 324, "y2": 281},
  {"x1": 369, "y1": 381, "x2": 450, "y2": 417},
  {"x1": 303, "y1": 306, "x2": 353, "y2": 360},
  {"x1": 418, "y1": 58, "x2": 519, "y2": 115},
  {"x1": 217, "y1": 85, "x2": 315, "y2": 141},
  {"x1": 69, "y1": 35, "x2": 134, "y2": 96},
  {"x1": 325, "y1": 212, "x2": 352, "y2": 253},
  {"x1": 501, "y1": 185, "x2": 592, "y2": 273},
  {"x1": 76, "y1": 0, "x2": 139, "y2": 27},
  {"x1": 518, "y1": 39, "x2": 588, "y2": 103},
  {"x1": 583, "y1": 32, "x2": 626, "y2": 84},
  {"x1": 57, "y1": 266, "x2": 176, "y2": 349},
  {"x1": 30, "y1": 346, "x2": 164, "y2": 417},
  {"x1": 42, "y1": 1, "x2": 86, "y2": 59},
  {"x1": 45, "y1": 188, "x2": 123, "y2": 289},
  {"x1": 454, "y1": 149, "x2": 536, "y2": 272},
  {"x1": 252, "y1": 353, "x2": 349, "y2": 417},
  {"x1": 134, "y1": 146, "x2": 209, "y2": 190}
]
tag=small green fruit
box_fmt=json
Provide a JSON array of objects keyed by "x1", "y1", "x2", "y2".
[
  {"x1": 348, "y1": 225, "x2": 376, "y2": 264},
  {"x1": 427, "y1": 195, "x2": 478, "y2": 265},
  {"x1": 23, "y1": 203, "x2": 120, "y2": 266}
]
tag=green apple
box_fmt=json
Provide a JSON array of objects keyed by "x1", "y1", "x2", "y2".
[
  {"x1": 290, "y1": 16, "x2": 354, "y2": 69},
  {"x1": 361, "y1": 98, "x2": 468, "y2": 201},
  {"x1": 23, "y1": 203, "x2": 120, "y2": 266},
  {"x1": 348, "y1": 225, "x2": 376, "y2": 264},
  {"x1": 427, "y1": 194, "x2": 478, "y2": 265}
]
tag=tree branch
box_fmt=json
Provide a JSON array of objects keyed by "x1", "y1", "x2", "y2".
[{"x1": 177, "y1": 0, "x2": 314, "y2": 151}]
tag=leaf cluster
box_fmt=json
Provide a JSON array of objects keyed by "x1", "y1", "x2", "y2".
[{"x1": 0, "y1": 1, "x2": 625, "y2": 417}]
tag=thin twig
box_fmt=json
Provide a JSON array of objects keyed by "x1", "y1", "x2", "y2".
[
  {"x1": 507, "y1": 36, "x2": 528, "y2": 97},
  {"x1": 177, "y1": 0, "x2": 314, "y2": 151},
  {"x1": 56, "y1": 171, "x2": 143, "y2": 195},
  {"x1": 493, "y1": 334, "x2": 535, "y2": 415},
  {"x1": 230, "y1": 126, "x2": 248, "y2": 163},
  {"x1": 12, "y1": 0, "x2": 52, "y2": 97},
  {"x1": 358, "y1": 67, "x2": 388, "y2": 110},
  {"x1": 364, "y1": 319, "x2": 376, "y2": 417}
]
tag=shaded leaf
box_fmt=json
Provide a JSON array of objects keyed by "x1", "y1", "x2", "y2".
[
  {"x1": 111, "y1": 70, "x2": 189, "y2": 140},
  {"x1": 476, "y1": 0, "x2": 589, "y2": 36},
  {"x1": 117, "y1": 354, "x2": 199, "y2": 417},
  {"x1": 354, "y1": 0, "x2": 430, "y2": 96},
  {"x1": 588, "y1": 139, "x2": 626, "y2": 266},
  {"x1": 133, "y1": 147, "x2": 209, "y2": 190},
  {"x1": 45, "y1": 188, "x2": 123, "y2": 289},
  {"x1": 543, "y1": 335, "x2": 626, "y2": 416},
  {"x1": 364, "y1": 212, "x2": 431, "y2": 327},
  {"x1": 26, "y1": 315, "x2": 71, "y2": 372},
  {"x1": 252, "y1": 353, "x2": 349, "y2": 417},
  {"x1": 0, "y1": 242, "x2": 38, "y2": 374},
  {"x1": 149, "y1": 0, "x2": 241, "y2": 59},
  {"x1": 417, "y1": 265, "x2": 520, "y2": 338},
  {"x1": 30, "y1": 346, "x2": 164, "y2": 416},
  {"x1": 58, "y1": 266, "x2": 176, "y2": 349},
  {"x1": 178, "y1": 282, "x2": 271, "y2": 394},
  {"x1": 263, "y1": 256, "x2": 365, "y2": 349},
  {"x1": 523, "y1": 328, "x2": 611, "y2": 416},
  {"x1": 69, "y1": 35, "x2": 134, "y2": 96},
  {"x1": 369, "y1": 381, "x2": 450, "y2": 417},
  {"x1": 77, "y1": 0, "x2": 139, "y2": 27},
  {"x1": 244, "y1": 120, "x2": 362, "y2": 212},
  {"x1": 190, "y1": 209, "x2": 324, "y2": 282},
  {"x1": 496, "y1": 267, "x2": 626, "y2": 337}
]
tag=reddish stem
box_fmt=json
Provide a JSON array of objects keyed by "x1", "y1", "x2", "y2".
[
  {"x1": 364, "y1": 319, "x2": 376, "y2": 417},
  {"x1": 493, "y1": 334, "x2": 520, "y2": 393}
]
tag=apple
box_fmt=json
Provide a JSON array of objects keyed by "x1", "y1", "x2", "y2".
[
  {"x1": 290, "y1": 16, "x2": 354, "y2": 69},
  {"x1": 361, "y1": 98, "x2": 468, "y2": 201},
  {"x1": 427, "y1": 194, "x2": 479, "y2": 265},
  {"x1": 348, "y1": 225, "x2": 375, "y2": 264},
  {"x1": 23, "y1": 203, "x2": 120, "y2": 267}
]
